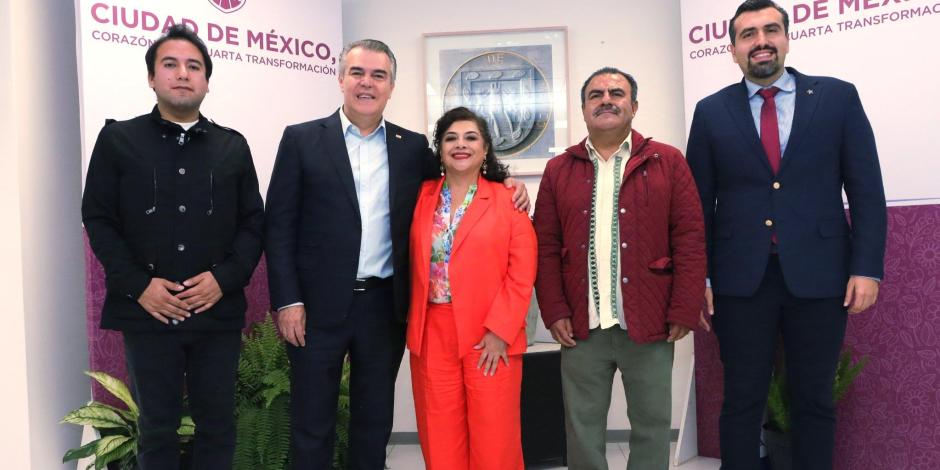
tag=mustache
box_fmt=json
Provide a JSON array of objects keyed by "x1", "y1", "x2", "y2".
[
  {"x1": 749, "y1": 45, "x2": 777, "y2": 58},
  {"x1": 593, "y1": 104, "x2": 621, "y2": 116}
]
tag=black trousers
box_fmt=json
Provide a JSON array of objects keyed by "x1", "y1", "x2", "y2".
[
  {"x1": 287, "y1": 281, "x2": 406, "y2": 470},
  {"x1": 713, "y1": 255, "x2": 847, "y2": 470},
  {"x1": 123, "y1": 329, "x2": 241, "y2": 470}
]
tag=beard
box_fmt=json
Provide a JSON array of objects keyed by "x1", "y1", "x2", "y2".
[
  {"x1": 748, "y1": 58, "x2": 781, "y2": 79},
  {"x1": 747, "y1": 46, "x2": 781, "y2": 79}
]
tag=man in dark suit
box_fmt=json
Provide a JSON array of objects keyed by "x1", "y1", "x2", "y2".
[
  {"x1": 264, "y1": 39, "x2": 528, "y2": 469},
  {"x1": 686, "y1": 1, "x2": 887, "y2": 469}
]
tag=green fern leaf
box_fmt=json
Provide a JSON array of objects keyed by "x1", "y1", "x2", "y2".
[
  {"x1": 234, "y1": 314, "x2": 293, "y2": 469},
  {"x1": 233, "y1": 407, "x2": 258, "y2": 470}
]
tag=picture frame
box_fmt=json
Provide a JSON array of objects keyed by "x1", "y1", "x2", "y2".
[{"x1": 423, "y1": 27, "x2": 569, "y2": 176}]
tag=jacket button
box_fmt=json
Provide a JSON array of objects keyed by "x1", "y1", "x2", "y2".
[
  {"x1": 146, "y1": 263, "x2": 154, "y2": 271},
  {"x1": 582, "y1": 209, "x2": 588, "y2": 215},
  {"x1": 178, "y1": 205, "x2": 186, "y2": 213},
  {"x1": 620, "y1": 208, "x2": 626, "y2": 214},
  {"x1": 177, "y1": 244, "x2": 186, "y2": 252},
  {"x1": 772, "y1": 182, "x2": 781, "y2": 189},
  {"x1": 621, "y1": 242, "x2": 628, "y2": 249},
  {"x1": 580, "y1": 244, "x2": 586, "y2": 249},
  {"x1": 765, "y1": 219, "x2": 774, "y2": 227},
  {"x1": 178, "y1": 168, "x2": 186, "y2": 175},
  {"x1": 622, "y1": 277, "x2": 629, "y2": 284}
]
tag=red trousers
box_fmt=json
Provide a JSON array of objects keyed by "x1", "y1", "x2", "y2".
[{"x1": 410, "y1": 303, "x2": 524, "y2": 470}]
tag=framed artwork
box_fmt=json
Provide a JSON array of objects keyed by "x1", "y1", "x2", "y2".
[{"x1": 423, "y1": 27, "x2": 569, "y2": 175}]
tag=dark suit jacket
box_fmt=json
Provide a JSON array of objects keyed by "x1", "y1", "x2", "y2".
[
  {"x1": 686, "y1": 67, "x2": 887, "y2": 298},
  {"x1": 264, "y1": 110, "x2": 434, "y2": 327},
  {"x1": 82, "y1": 107, "x2": 264, "y2": 331}
]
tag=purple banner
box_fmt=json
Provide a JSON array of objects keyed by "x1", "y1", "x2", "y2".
[{"x1": 695, "y1": 204, "x2": 940, "y2": 468}]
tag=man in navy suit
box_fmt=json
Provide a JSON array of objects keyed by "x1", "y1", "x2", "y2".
[
  {"x1": 686, "y1": 1, "x2": 887, "y2": 469},
  {"x1": 265, "y1": 39, "x2": 528, "y2": 469}
]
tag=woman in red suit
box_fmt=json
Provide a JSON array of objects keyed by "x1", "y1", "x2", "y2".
[{"x1": 407, "y1": 106, "x2": 537, "y2": 470}]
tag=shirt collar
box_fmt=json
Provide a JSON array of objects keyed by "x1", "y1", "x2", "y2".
[
  {"x1": 585, "y1": 130, "x2": 631, "y2": 162},
  {"x1": 340, "y1": 106, "x2": 386, "y2": 139},
  {"x1": 148, "y1": 105, "x2": 208, "y2": 131},
  {"x1": 745, "y1": 69, "x2": 796, "y2": 99}
]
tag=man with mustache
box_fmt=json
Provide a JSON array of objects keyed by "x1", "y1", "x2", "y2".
[
  {"x1": 686, "y1": 1, "x2": 886, "y2": 469},
  {"x1": 82, "y1": 24, "x2": 264, "y2": 469},
  {"x1": 533, "y1": 67, "x2": 705, "y2": 469}
]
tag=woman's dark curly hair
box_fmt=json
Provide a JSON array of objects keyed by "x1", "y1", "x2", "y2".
[{"x1": 432, "y1": 107, "x2": 510, "y2": 183}]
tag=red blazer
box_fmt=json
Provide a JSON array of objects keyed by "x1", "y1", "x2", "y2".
[{"x1": 407, "y1": 177, "x2": 538, "y2": 358}]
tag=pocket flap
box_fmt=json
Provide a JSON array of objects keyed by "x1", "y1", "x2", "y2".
[{"x1": 648, "y1": 256, "x2": 673, "y2": 271}]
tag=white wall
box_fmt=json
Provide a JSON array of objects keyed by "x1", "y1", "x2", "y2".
[
  {"x1": 0, "y1": 0, "x2": 33, "y2": 465},
  {"x1": 342, "y1": 0, "x2": 695, "y2": 433},
  {"x1": 344, "y1": 0, "x2": 687, "y2": 149},
  {"x1": 3, "y1": 0, "x2": 90, "y2": 467}
]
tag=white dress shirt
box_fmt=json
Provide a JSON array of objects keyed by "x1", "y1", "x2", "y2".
[
  {"x1": 339, "y1": 108, "x2": 394, "y2": 279},
  {"x1": 585, "y1": 133, "x2": 631, "y2": 330}
]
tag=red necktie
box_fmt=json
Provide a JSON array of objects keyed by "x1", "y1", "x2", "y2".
[{"x1": 758, "y1": 87, "x2": 781, "y2": 174}]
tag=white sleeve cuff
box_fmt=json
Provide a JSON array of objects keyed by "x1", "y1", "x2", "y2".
[{"x1": 277, "y1": 302, "x2": 304, "y2": 311}]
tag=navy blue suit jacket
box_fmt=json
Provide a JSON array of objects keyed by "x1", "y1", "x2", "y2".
[
  {"x1": 686, "y1": 68, "x2": 886, "y2": 298},
  {"x1": 264, "y1": 111, "x2": 434, "y2": 327}
]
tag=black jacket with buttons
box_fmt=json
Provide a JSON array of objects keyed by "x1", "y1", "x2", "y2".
[{"x1": 82, "y1": 106, "x2": 264, "y2": 331}]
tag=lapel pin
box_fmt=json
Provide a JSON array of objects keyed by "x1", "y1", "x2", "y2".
[
  {"x1": 395, "y1": 134, "x2": 402, "y2": 139},
  {"x1": 807, "y1": 89, "x2": 814, "y2": 95}
]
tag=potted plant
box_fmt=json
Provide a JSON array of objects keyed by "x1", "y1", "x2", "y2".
[
  {"x1": 762, "y1": 348, "x2": 867, "y2": 470},
  {"x1": 232, "y1": 314, "x2": 352, "y2": 470},
  {"x1": 233, "y1": 315, "x2": 292, "y2": 469},
  {"x1": 61, "y1": 371, "x2": 194, "y2": 470}
]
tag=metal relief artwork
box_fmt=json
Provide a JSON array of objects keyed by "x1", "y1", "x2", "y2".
[{"x1": 441, "y1": 46, "x2": 554, "y2": 159}]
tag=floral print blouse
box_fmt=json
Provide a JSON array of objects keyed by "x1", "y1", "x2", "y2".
[{"x1": 428, "y1": 182, "x2": 478, "y2": 303}]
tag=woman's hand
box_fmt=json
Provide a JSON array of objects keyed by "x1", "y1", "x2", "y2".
[{"x1": 474, "y1": 331, "x2": 509, "y2": 376}]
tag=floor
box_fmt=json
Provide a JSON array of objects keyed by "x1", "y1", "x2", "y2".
[{"x1": 386, "y1": 442, "x2": 722, "y2": 469}]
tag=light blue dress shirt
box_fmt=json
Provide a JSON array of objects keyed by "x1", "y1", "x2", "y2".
[
  {"x1": 339, "y1": 108, "x2": 394, "y2": 279},
  {"x1": 745, "y1": 70, "x2": 796, "y2": 158}
]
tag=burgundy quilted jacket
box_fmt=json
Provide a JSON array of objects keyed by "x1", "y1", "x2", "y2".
[{"x1": 533, "y1": 130, "x2": 706, "y2": 343}]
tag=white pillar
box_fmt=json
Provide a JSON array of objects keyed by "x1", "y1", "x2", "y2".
[
  {"x1": 0, "y1": 1, "x2": 34, "y2": 466},
  {"x1": 1, "y1": 0, "x2": 90, "y2": 467}
]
